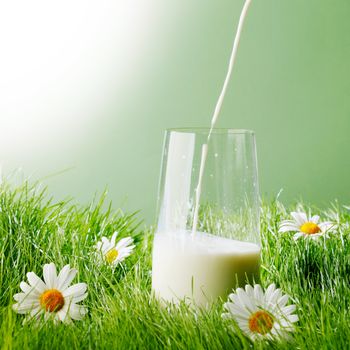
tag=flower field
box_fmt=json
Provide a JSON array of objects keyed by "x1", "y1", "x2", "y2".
[{"x1": 1, "y1": 182, "x2": 349, "y2": 349}]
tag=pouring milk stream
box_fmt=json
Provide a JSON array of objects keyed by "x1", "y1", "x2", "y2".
[{"x1": 152, "y1": 0, "x2": 260, "y2": 306}]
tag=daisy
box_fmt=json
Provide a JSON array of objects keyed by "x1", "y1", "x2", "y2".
[
  {"x1": 279, "y1": 211, "x2": 335, "y2": 240},
  {"x1": 95, "y1": 231, "x2": 135, "y2": 267},
  {"x1": 12, "y1": 263, "x2": 88, "y2": 323},
  {"x1": 222, "y1": 284, "x2": 298, "y2": 341}
]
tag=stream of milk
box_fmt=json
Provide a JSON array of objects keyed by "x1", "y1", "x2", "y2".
[
  {"x1": 152, "y1": 0, "x2": 256, "y2": 306},
  {"x1": 191, "y1": 0, "x2": 253, "y2": 234}
]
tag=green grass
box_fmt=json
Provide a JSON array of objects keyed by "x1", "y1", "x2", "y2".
[{"x1": 0, "y1": 181, "x2": 350, "y2": 349}]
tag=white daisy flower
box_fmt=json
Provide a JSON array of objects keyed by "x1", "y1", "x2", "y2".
[
  {"x1": 222, "y1": 284, "x2": 298, "y2": 341},
  {"x1": 12, "y1": 263, "x2": 88, "y2": 323},
  {"x1": 279, "y1": 211, "x2": 335, "y2": 240},
  {"x1": 95, "y1": 232, "x2": 135, "y2": 267}
]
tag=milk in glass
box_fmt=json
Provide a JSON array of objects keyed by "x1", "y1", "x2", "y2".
[{"x1": 152, "y1": 231, "x2": 260, "y2": 306}]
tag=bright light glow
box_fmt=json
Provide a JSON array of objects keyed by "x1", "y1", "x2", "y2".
[{"x1": 0, "y1": 0, "x2": 159, "y2": 161}]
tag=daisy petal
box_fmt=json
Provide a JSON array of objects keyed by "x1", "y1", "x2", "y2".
[
  {"x1": 319, "y1": 222, "x2": 336, "y2": 232},
  {"x1": 287, "y1": 314, "x2": 299, "y2": 323},
  {"x1": 291, "y1": 212, "x2": 307, "y2": 225},
  {"x1": 237, "y1": 288, "x2": 256, "y2": 312},
  {"x1": 293, "y1": 232, "x2": 304, "y2": 240},
  {"x1": 26, "y1": 272, "x2": 46, "y2": 293},
  {"x1": 29, "y1": 306, "x2": 42, "y2": 318},
  {"x1": 279, "y1": 224, "x2": 299, "y2": 233},
  {"x1": 13, "y1": 302, "x2": 39, "y2": 314},
  {"x1": 20, "y1": 281, "x2": 39, "y2": 295},
  {"x1": 277, "y1": 294, "x2": 289, "y2": 309},
  {"x1": 63, "y1": 283, "x2": 87, "y2": 298},
  {"x1": 310, "y1": 215, "x2": 320, "y2": 224},
  {"x1": 57, "y1": 304, "x2": 69, "y2": 322},
  {"x1": 282, "y1": 304, "x2": 297, "y2": 315},
  {"x1": 57, "y1": 266, "x2": 77, "y2": 291},
  {"x1": 268, "y1": 288, "x2": 282, "y2": 305},
  {"x1": 43, "y1": 263, "x2": 57, "y2": 289},
  {"x1": 115, "y1": 237, "x2": 134, "y2": 250},
  {"x1": 14, "y1": 292, "x2": 39, "y2": 304},
  {"x1": 13, "y1": 292, "x2": 25, "y2": 302},
  {"x1": 20, "y1": 282, "x2": 30, "y2": 293},
  {"x1": 222, "y1": 312, "x2": 232, "y2": 320},
  {"x1": 253, "y1": 284, "x2": 264, "y2": 303},
  {"x1": 111, "y1": 232, "x2": 118, "y2": 246},
  {"x1": 68, "y1": 304, "x2": 88, "y2": 320},
  {"x1": 245, "y1": 284, "x2": 254, "y2": 297},
  {"x1": 225, "y1": 302, "x2": 250, "y2": 318},
  {"x1": 264, "y1": 284, "x2": 276, "y2": 302},
  {"x1": 72, "y1": 292, "x2": 88, "y2": 303},
  {"x1": 56, "y1": 265, "x2": 70, "y2": 289},
  {"x1": 101, "y1": 243, "x2": 113, "y2": 254}
]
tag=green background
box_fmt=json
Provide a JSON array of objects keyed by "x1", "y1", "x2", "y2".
[{"x1": 0, "y1": 0, "x2": 349, "y2": 224}]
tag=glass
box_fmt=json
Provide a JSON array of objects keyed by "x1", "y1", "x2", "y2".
[{"x1": 152, "y1": 128, "x2": 260, "y2": 306}]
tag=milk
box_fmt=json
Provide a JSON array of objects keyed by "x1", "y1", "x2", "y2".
[
  {"x1": 191, "y1": 0, "x2": 253, "y2": 234},
  {"x1": 152, "y1": 231, "x2": 260, "y2": 306},
  {"x1": 152, "y1": 0, "x2": 257, "y2": 306}
]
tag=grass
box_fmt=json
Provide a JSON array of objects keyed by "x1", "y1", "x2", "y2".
[{"x1": 0, "y1": 181, "x2": 350, "y2": 349}]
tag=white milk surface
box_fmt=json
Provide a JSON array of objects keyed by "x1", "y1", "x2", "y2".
[{"x1": 152, "y1": 231, "x2": 260, "y2": 306}]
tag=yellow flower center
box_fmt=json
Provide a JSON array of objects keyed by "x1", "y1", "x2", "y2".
[
  {"x1": 300, "y1": 222, "x2": 321, "y2": 235},
  {"x1": 248, "y1": 310, "x2": 274, "y2": 335},
  {"x1": 40, "y1": 289, "x2": 65, "y2": 312},
  {"x1": 105, "y1": 248, "x2": 119, "y2": 264}
]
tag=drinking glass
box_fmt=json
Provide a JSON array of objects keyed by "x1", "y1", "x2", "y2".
[{"x1": 152, "y1": 128, "x2": 260, "y2": 306}]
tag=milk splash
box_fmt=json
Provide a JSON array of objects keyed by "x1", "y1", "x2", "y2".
[{"x1": 191, "y1": 0, "x2": 253, "y2": 234}]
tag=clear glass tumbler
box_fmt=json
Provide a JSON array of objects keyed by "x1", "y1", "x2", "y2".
[{"x1": 152, "y1": 128, "x2": 260, "y2": 306}]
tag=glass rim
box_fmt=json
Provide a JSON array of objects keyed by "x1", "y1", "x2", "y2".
[{"x1": 165, "y1": 127, "x2": 255, "y2": 135}]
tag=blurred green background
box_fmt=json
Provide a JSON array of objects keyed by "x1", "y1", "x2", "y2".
[{"x1": 0, "y1": 0, "x2": 349, "y2": 224}]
